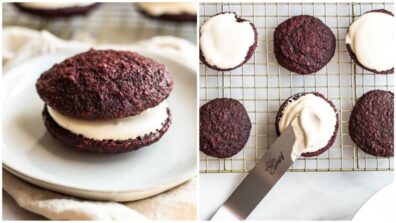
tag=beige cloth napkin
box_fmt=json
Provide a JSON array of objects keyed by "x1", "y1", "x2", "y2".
[
  {"x1": 3, "y1": 27, "x2": 196, "y2": 72},
  {"x1": 2, "y1": 27, "x2": 197, "y2": 221}
]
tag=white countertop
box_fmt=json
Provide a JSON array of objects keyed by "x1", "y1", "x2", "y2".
[
  {"x1": 200, "y1": 172, "x2": 393, "y2": 220},
  {"x1": 3, "y1": 171, "x2": 394, "y2": 220}
]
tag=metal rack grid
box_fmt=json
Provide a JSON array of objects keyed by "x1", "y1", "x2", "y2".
[
  {"x1": 199, "y1": 2, "x2": 394, "y2": 173},
  {"x1": 3, "y1": 3, "x2": 196, "y2": 44}
]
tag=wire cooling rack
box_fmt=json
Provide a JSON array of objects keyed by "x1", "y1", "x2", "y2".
[
  {"x1": 199, "y1": 2, "x2": 394, "y2": 173},
  {"x1": 2, "y1": 2, "x2": 196, "y2": 44}
]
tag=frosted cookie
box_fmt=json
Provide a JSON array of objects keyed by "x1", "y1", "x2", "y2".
[
  {"x1": 36, "y1": 49, "x2": 173, "y2": 153},
  {"x1": 349, "y1": 90, "x2": 394, "y2": 157},
  {"x1": 275, "y1": 92, "x2": 339, "y2": 157},
  {"x1": 200, "y1": 12, "x2": 258, "y2": 71},
  {"x1": 200, "y1": 98, "x2": 252, "y2": 158},
  {"x1": 274, "y1": 15, "x2": 336, "y2": 74},
  {"x1": 346, "y1": 10, "x2": 394, "y2": 74},
  {"x1": 137, "y1": 2, "x2": 197, "y2": 22},
  {"x1": 14, "y1": 2, "x2": 99, "y2": 17}
]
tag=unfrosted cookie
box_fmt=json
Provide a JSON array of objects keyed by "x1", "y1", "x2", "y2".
[
  {"x1": 200, "y1": 98, "x2": 251, "y2": 158},
  {"x1": 274, "y1": 15, "x2": 336, "y2": 74},
  {"x1": 346, "y1": 10, "x2": 394, "y2": 74},
  {"x1": 200, "y1": 12, "x2": 258, "y2": 71},
  {"x1": 349, "y1": 90, "x2": 394, "y2": 157}
]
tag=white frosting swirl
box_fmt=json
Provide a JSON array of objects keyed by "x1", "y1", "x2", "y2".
[
  {"x1": 346, "y1": 11, "x2": 395, "y2": 72},
  {"x1": 47, "y1": 102, "x2": 169, "y2": 140},
  {"x1": 137, "y1": 3, "x2": 197, "y2": 16},
  {"x1": 279, "y1": 94, "x2": 337, "y2": 160},
  {"x1": 19, "y1": 2, "x2": 94, "y2": 10},
  {"x1": 200, "y1": 12, "x2": 255, "y2": 69}
]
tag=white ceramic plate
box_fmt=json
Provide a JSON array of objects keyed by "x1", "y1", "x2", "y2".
[
  {"x1": 2, "y1": 50, "x2": 197, "y2": 201},
  {"x1": 353, "y1": 183, "x2": 395, "y2": 222}
]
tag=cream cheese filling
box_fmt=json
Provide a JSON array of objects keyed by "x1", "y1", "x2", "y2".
[
  {"x1": 47, "y1": 102, "x2": 169, "y2": 141},
  {"x1": 200, "y1": 12, "x2": 255, "y2": 69},
  {"x1": 346, "y1": 12, "x2": 395, "y2": 72},
  {"x1": 19, "y1": 2, "x2": 94, "y2": 9},
  {"x1": 137, "y1": 3, "x2": 197, "y2": 16},
  {"x1": 279, "y1": 94, "x2": 337, "y2": 160}
]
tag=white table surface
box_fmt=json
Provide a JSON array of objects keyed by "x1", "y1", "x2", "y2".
[
  {"x1": 200, "y1": 172, "x2": 394, "y2": 220},
  {"x1": 3, "y1": 171, "x2": 393, "y2": 220}
]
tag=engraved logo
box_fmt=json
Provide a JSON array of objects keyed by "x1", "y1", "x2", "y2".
[{"x1": 265, "y1": 152, "x2": 285, "y2": 175}]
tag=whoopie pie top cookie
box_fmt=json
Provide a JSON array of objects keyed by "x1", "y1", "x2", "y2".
[
  {"x1": 346, "y1": 10, "x2": 394, "y2": 74},
  {"x1": 275, "y1": 92, "x2": 339, "y2": 157},
  {"x1": 137, "y1": 2, "x2": 197, "y2": 22},
  {"x1": 200, "y1": 12, "x2": 258, "y2": 71},
  {"x1": 274, "y1": 15, "x2": 336, "y2": 74},
  {"x1": 14, "y1": 2, "x2": 99, "y2": 17},
  {"x1": 36, "y1": 49, "x2": 173, "y2": 120},
  {"x1": 200, "y1": 98, "x2": 251, "y2": 158},
  {"x1": 349, "y1": 90, "x2": 394, "y2": 157}
]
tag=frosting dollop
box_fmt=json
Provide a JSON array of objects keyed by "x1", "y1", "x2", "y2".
[
  {"x1": 200, "y1": 12, "x2": 255, "y2": 69},
  {"x1": 47, "y1": 102, "x2": 169, "y2": 140},
  {"x1": 279, "y1": 94, "x2": 337, "y2": 160},
  {"x1": 346, "y1": 11, "x2": 395, "y2": 72}
]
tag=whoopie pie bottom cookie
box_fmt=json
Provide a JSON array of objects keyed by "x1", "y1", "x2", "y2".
[
  {"x1": 346, "y1": 9, "x2": 394, "y2": 74},
  {"x1": 43, "y1": 106, "x2": 172, "y2": 154},
  {"x1": 200, "y1": 12, "x2": 258, "y2": 71}
]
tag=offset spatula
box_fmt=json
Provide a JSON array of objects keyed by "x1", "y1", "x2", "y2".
[{"x1": 211, "y1": 124, "x2": 297, "y2": 220}]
